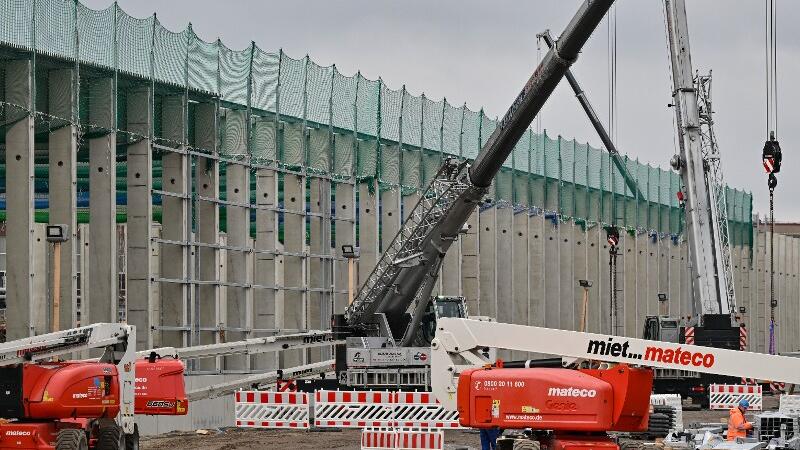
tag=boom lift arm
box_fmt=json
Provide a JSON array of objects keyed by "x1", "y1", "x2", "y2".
[
  {"x1": 431, "y1": 318, "x2": 800, "y2": 412},
  {"x1": 144, "y1": 331, "x2": 343, "y2": 400}
]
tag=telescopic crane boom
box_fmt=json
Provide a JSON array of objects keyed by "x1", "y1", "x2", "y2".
[
  {"x1": 343, "y1": 0, "x2": 615, "y2": 347},
  {"x1": 665, "y1": 0, "x2": 734, "y2": 319}
]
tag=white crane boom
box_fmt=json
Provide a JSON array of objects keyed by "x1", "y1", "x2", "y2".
[
  {"x1": 664, "y1": 0, "x2": 733, "y2": 317},
  {"x1": 431, "y1": 318, "x2": 800, "y2": 411}
]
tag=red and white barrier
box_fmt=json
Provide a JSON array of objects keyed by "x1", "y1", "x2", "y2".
[
  {"x1": 392, "y1": 392, "x2": 461, "y2": 429},
  {"x1": 684, "y1": 327, "x2": 695, "y2": 345},
  {"x1": 709, "y1": 384, "x2": 762, "y2": 411},
  {"x1": 236, "y1": 389, "x2": 463, "y2": 431},
  {"x1": 314, "y1": 390, "x2": 395, "y2": 428},
  {"x1": 361, "y1": 427, "x2": 397, "y2": 450},
  {"x1": 395, "y1": 428, "x2": 444, "y2": 450},
  {"x1": 235, "y1": 391, "x2": 310, "y2": 429},
  {"x1": 360, "y1": 428, "x2": 444, "y2": 450}
]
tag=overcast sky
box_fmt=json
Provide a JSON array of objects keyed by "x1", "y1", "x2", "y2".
[{"x1": 83, "y1": 0, "x2": 800, "y2": 220}]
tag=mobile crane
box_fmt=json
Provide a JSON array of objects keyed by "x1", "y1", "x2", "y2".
[
  {"x1": 335, "y1": 0, "x2": 615, "y2": 390},
  {"x1": 634, "y1": 0, "x2": 746, "y2": 404},
  {"x1": 431, "y1": 318, "x2": 800, "y2": 449},
  {"x1": 0, "y1": 324, "x2": 187, "y2": 450}
]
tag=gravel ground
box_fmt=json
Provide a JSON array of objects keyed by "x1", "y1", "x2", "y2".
[{"x1": 141, "y1": 396, "x2": 780, "y2": 450}]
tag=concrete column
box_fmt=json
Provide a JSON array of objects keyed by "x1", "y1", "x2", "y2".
[
  {"x1": 623, "y1": 235, "x2": 638, "y2": 337},
  {"x1": 528, "y1": 215, "x2": 545, "y2": 328},
  {"x1": 309, "y1": 177, "x2": 332, "y2": 362},
  {"x1": 32, "y1": 225, "x2": 48, "y2": 332},
  {"x1": 668, "y1": 240, "x2": 682, "y2": 319},
  {"x1": 48, "y1": 68, "x2": 78, "y2": 331},
  {"x1": 150, "y1": 225, "x2": 162, "y2": 347},
  {"x1": 254, "y1": 167, "x2": 278, "y2": 370},
  {"x1": 357, "y1": 181, "x2": 379, "y2": 286},
  {"x1": 572, "y1": 226, "x2": 588, "y2": 332},
  {"x1": 543, "y1": 217, "x2": 559, "y2": 329},
  {"x1": 380, "y1": 189, "x2": 401, "y2": 253},
  {"x1": 194, "y1": 102, "x2": 219, "y2": 371},
  {"x1": 511, "y1": 209, "x2": 529, "y2": 359},
  {"x1": 636, "y1": 236, "x2": 649, "y2": 323},
  {"x1": 283, "y1": 173, "x2": 306, "y2": 367},
  {"x1": 460, "y1": 210, "x2": 480, "y2": 316},
  {"x1": 495, "y1": 205, "x2": 513, "y2": 325},
  {"x1": 755, "y1": 229, "x2": 766, "y2": 352},
  {"x1": 223, "y1": 109, "x2": 251, "y2": 370},
  {"x1": 126, "y1": 87, "x2": 153, "y2": 349},
  {"x1": 478, "y1": 206, "x2": 497, "y2": 318},
  {"x1": 558, "y1": 224, "x2": 575, "y2": 331},
  {"x1": 778, "y1": 234, "x2": 787, "y2": 352},
  {"x1": 160, "y1": 94, "x2": 189, "y2": 348},
  {"x1": 589, "y1": 227, "x2": 607, "y2": 334},
  {"x1": 87, "y1": 77, "x2": 117, "y2": 325},
  {"x1": 5, "y1": 60, "x2": 37, "y2": 339},
  {"x1": 333, "y1": 182, "x2": 355, "y2": 315}
]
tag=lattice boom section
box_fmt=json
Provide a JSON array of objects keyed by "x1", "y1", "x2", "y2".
[{"x1": 234, "y1": 391, "x2": 310, "y2": 429}]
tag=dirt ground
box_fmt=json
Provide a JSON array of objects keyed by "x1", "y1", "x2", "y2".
[{"x1": 141, "y1": 396, "x2": 780, "y2": 450}]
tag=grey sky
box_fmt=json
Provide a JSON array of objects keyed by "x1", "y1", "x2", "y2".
[{"x1": 82, "y1": 0, "x2": 800, "y2": 220}]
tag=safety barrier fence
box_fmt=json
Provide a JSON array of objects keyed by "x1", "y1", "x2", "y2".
[
  {"x1": 233, "y1": 389, "x2": 460, "y2": 430},
  {"x1": 709, "y1": 384, "x2": 763, "y2": 411},
  {"x1": 234, "y1": 391, "x2": 310, "y2": 429},
  {"x1": 360, "y1": 427, "x2": 444, "y2": 450}
]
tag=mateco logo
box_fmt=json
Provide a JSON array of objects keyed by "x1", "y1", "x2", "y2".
[
  {"x1": 6, "y1": 430, "x2": 32, "y2": 436},
  {"x1": 547, "y1": 387, "x2": 597, "y2": 398}
]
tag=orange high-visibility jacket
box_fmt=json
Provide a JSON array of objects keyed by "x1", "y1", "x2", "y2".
[{"x1": 727, "y1": 407, "x2": 753, "y2": 440}]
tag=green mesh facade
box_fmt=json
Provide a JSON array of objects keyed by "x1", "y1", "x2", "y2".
[{"x1": 0, "y1": 0, "x2": 753, "y2": 245}]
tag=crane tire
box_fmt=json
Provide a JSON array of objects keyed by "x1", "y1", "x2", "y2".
[
  {"x1": 512, "y1": 439, "x2": 540, "y2": 450},
  {"x1": 56, "y1": 429, "x2": 88, "y2": 450},
  {"x1": 97, "y1": 424, "x2": 125, "y2": 450},
  {"x1": 125, "y1": 425, "x2": 140, "y2": 450}
]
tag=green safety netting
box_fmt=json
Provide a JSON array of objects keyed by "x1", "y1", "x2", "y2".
[{"x1": 0, "y1": 0, "x2": 753, "y2": 244}]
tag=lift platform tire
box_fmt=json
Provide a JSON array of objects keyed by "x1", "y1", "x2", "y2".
[
  {"x1": 56, "y1": 429, "x2": 89, "y2": 450},
  {"x1": 125, "y1": 425, "x2": 140, "y2": 450},
  {"x1": 97, "y1": 424, "x2": 125, "y2": 450},
  {"x1": 512, "y1": 439, "x2": 541, "y2": 450}
]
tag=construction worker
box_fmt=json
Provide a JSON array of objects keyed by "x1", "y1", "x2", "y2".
[
  {"x1": 727, "y1": 399, "x2": 753, "y2": 440},
  {"x1": 479, "y1": 428, "x2": 502, "y2": 450}
]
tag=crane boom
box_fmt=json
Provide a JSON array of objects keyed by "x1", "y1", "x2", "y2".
[
  {"x1": 664, "y1": 0, "x2": 733, "y2": 317},
  {"x1": 538, "y1": 30, "x2": 644, "y2": 200},
  {"x1": 344, "y1": 0, "x2": 614, "y2": 344}
]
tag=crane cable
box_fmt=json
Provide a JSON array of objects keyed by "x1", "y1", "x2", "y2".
[{"x1": 764, "y1": 0, "x2": 779, "y2": 355}]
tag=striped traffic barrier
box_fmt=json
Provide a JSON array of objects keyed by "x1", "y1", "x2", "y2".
[{"x1": 234, "y1": 391, "x2": 310, "y2": 429}]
